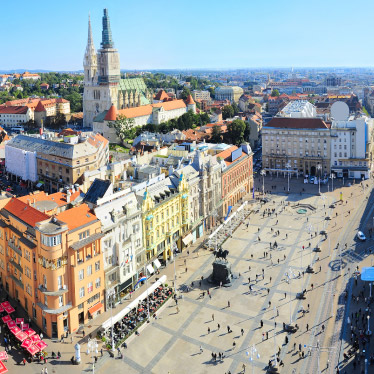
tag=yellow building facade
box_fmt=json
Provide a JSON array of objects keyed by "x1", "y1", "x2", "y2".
[{"x1": 141, "y1": 175, "x2": 189, "y2": 264}]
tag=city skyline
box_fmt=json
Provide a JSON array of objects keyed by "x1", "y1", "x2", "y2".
[{"x1": 2, "y1": 0, "x2": 374, "y2": 71}]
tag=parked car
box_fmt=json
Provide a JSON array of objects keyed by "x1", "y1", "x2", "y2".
[{"x1": 357, "y1": 231, "x2": 366, "y2": 241}]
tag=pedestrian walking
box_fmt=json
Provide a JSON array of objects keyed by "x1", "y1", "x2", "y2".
[
  {"x1": 268, "y1": 301, "x2": 271, "y2": 308},
  {"x1": 270, "y1": 277, "x2": 272, "y2": 283},
  {"x1": 242, "y1": 363, "x2": 246, "y2": 373},
  {"x1": 45, "y1": 369, "x2": 48, "y2": 374},
  {"x1": 306, "y1": 324, "x2": 309, "y2": 331},
  {"x1": 266, "y1": 331, "x2": 269, "y2": 340},
  {"x1": 70, "y1": 336, "x2": 73, "y2": 344},
  {"x1": 311, "y1": 284, "x2": 314, "y2": 290},
  {"x1": 212, "y1": 313, "x2": 214, "y2": 321},
  {"x1": 200, "y1": 345, "x2": 203, "y2": 354},
  {"x1": 176, "y1": 306, "x2": 180, "y2": 313},
  {"x1": 260, "y1": 320, "x2": 263, "y2": 328},
  {"x1": 321, "y1": 324, "x2": 325, "y2": 333},
  {"x1": 241, "y1": 328, "x2": 244, "y2": 336},
  {"x1": 217, "y1": 323, "x2": 220, "y2": 330},
  {"x1": 101, "y1": 348, "x2": 103, "y2": 357},
  {"x1": 228, "y1": 301, "x2": 230, "y2": 308},
  {"x1": 208, "y1": 327, "x2": 210, "y2": 334},
  {"x1": 185, "y1": 267, "x2": 187, "y2": 273}
]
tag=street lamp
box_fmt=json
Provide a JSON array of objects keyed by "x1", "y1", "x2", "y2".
[
  {"x1": 286, "y1": 162, "x2": 291, "y2": 193},
  {"x1": 260, "y1": 170, "x2": 266, "y2": 196},
  {"x1": 173, "y1": 242, "x2": 178, "y2": 295},
  {"x1": 367, "y1": 315, "x2": 371, "y2": 335},
  {"x1": 107, "y1": 288, "x2": 115, "y2": 352},
  {"x1": 246, "y1": 344, "x2": 260, "y2": 374},
  {"x1": 87, "y1": 337, "x2": 98, "y2": 374},
  {"x1": 317, "y1": 164, "x2": 322, "y2": 195},
  {"x1": 330, "y1": 173, "x2": 335, "y2": 192},
  {"x1": 285, "y1": 269, "x2": 296, "y2": 325}
]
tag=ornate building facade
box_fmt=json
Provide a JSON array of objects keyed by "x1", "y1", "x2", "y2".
[{"x1": 83, "y1": 9, "x2": 152, "y2": 128}]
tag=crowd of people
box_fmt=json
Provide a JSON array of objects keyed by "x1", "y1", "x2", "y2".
[{"x1": 101, "y1": 285, "x2": 173, "y2": 348}]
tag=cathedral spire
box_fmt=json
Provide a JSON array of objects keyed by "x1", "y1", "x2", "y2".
[
  {"x1": 85, "y1": 14, "x2": 96, "y2": 56},
  {"x1": 101, "y1": 8, "x2": 114, "y2": 48}
]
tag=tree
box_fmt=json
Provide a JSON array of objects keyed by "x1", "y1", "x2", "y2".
[
  {"x1": 244, "y1": 121, "x2": 250, "y2": 141},
  {"x1": 222, "y1": 105, "x2": 234, "y2": 120},
  {"x1": 231, "y1": 102, "x2": 240, "y2": 115},
  {"x1": 227, "y1": 119, "x2": 246, "y2": 146},
  {"x1": 108, "y1": 115, "x2": 136, "y2": 144},
  {"x1": 180, "y1": 87, "x2": 191, "y2": 101},
  {"x1": 65, "y1": 91, "x2": 83, "y2": 112},
  {"x1": 211, "y1": 125, "x2": 223, "y2": 143},
  {"x1": 271, "y1": 89, "x2": 280, "y2": 97}
]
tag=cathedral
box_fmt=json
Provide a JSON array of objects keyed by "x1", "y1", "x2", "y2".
[{"x1": 83, "y1": 9, "x2": 153, "y2": 127}]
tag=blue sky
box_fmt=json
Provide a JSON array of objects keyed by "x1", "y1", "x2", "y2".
[{"x1": 1, "y1": 0, "x2": 374, "y2": 71}]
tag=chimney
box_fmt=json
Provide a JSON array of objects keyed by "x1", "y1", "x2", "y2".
[
  {"x1": 66, "y1": 191, "x2": 71, "y2": 203},
  {"x1": 27, "y1": 199, "x2": 31, "y2": 206}
]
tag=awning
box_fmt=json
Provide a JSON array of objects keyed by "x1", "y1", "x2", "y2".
[
  {"x1": 36, "y1": 182, "x2": 44, "y2": 188},
  {"x1": 146, "y1": 264, "x2": 154, "y2": 275},
  {"x1": 182, "y1": 233, "x2": 193, "y2": 246},
  {"x1": 153, "y1": 259, "x2": 161, "y2": 269},
  {"x1": 88, "y1": 302, "x2": 103, "y2": 315},
  {"x1": 361, "y1": 267, "x2": 374, "y2": 281}
]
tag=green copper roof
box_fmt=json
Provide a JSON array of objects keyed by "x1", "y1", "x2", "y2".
[
  {"x1": 93, "y1": 109, "x2": 108, "y2": 123},
  {"x1": 101, "y1": 9, "x2": 114, "y2": 48},
  {"x1": 119, "y1": 78, "x2": 150, "y2": 105}
]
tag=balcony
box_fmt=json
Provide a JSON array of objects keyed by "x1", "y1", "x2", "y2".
[
  {"x1": 9, "y1": 259, "x2": 23, "y2": 274},
  {"x1": 38, "y1": 285, "x2": 68, "y2": 296},
  {"x1": 8, "y1": 241, "x2": 22, "y2": 256},
  {"x1": 10, "y1": 275, "x2": 24, "y2": 289}
]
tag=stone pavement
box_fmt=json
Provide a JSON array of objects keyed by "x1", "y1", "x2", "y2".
[
  {"x1": 92, "y1": 176, "x2": 372, "y2": 374},
  {"x1": 4, "y1": 174, "x2": 374, "y2": 374}
]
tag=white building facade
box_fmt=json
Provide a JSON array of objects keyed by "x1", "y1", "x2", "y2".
[
  {"x1": 330, "y1": 117, "x2": 371, "y2": 179},
  {"x1": 93, "y1": 187, "x2": 143, "y2": 305}
]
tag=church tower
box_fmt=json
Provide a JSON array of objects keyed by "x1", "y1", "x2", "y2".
[{"x1": 83, "y1": 9, "x2": 120, "y2": 128}]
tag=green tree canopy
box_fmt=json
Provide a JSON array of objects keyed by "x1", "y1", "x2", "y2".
[
  {"x1": 226, "y1": 119, "x2": 246, "y2": 146},
  {"x1": 210, "y1": 125, "x2": 223, "y2": 143},
  {"x1": 271, "y1": 89, "x2": 280, "y2": 97},
  {"x1": 108, "y1": 115, "x2": 136, "y2": 144},
  {"x1": 222, "y1": 105, "x2": 234, "y2": 120},
  {"x1": 180, "y1": 87, "x2": 191, "y2": 100}
]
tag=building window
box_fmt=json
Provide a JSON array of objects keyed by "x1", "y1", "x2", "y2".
[
  {"x1": 79, "y1": 230, "x2": 90, "y2": 241},
  {"x1": 44, "y1": 295, "x2": 48, "y2": 307},
  {"x1": 79, "y1": 287, "x2": 85, "y2": 298},
  {"x1": 57, "y1": 258, "x2": 61, "y2": 268},
  {"x1": 43, "y1": 275, "x2": 47, "y2": 289},
  {"x1": 58, "y1": 276, "x2": 62, "y2": 289},
  {"x1": 95, "y1": 277, "x2": 101, "y2": 288},
  {"x1": 41, "y1": 234, "x2": 61, "y2": 247},
  {"x1": 59, "y1": 295, "x2": 63, "y2": 307},
  {"x1": 87, "y1": 265, "x2": 92, "y2": 276},
  {"x1": 87, "y1": 282, "x2": 93, "y2": 294},
  {"x1": 95, "y1": 261, "x2": 100, "y2": 271},
  {"x1": 79, "y1": 269, "x2": 84, "y2": 280}
]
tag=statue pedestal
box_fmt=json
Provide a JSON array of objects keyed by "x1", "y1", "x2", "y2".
[
  {"x1": 306, "y1": 265, "x2": 314, "y2": 273},
  {"x1": 208, "y1": 259, "x2": 233, "y2": 287}
]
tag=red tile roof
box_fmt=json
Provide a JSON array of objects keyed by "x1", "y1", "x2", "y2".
[
  {"x1": 154, "y1": 90, "x2": 169, "y2": 101},
  {"x1": 186, "y1": 94, "x2": 195, "y2": 105},
  {"x1": 104, "y1": 104, "x2": 117, "y2": 121},
  {"x1": 0, "y1": 106, "x2": 29, "y2": 115},
  {"x1": 56, "y1": 203, "x2": 97, "y2": 231},
  {"x1": 18, "y1": 190, "x2": 81, "y2": 211},
  {"x1": 4, "y1": 198, "x2": 49, "y2": 226},
  {"x1": 113, "y1": 100, "x2": 187, "y2": 120},
  {"x1": 216, "y1": 145, "x2": 246, "y2": 166},
  {"x1": 265, "y1": 117, "x2": 329, "y2": 129}
]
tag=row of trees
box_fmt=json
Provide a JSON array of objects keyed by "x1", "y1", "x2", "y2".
[
  {"x1": 108, "y1": 110, "x2": 211, "y2": 143},
  {"x1": 109, "y1": 111, "x2": 249, "y2": 147}
]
